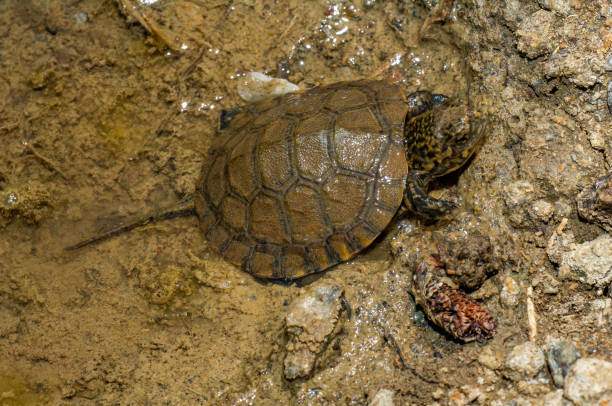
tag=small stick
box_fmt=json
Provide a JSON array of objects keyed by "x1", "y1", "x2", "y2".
[
  {"x1": 368, "y1": 51, "x2": 406, "y2": 79},
  {"x1": 263, "y1": 14, "x2": 298, "y2": 56},
  {"x1": 180, "y1": 44, "x2": 209, "y2": 79},
  {"x1": 383, "y1": 328, "x2": 408, "y2": 369},
  {"x1": 526, "y1": 286, "x2": 537, "y2": 342},
  {"x1": 26, "y1": 144, "x2": 69, "y2": 179},
  {"x1": 547, "y1": 217, "x2": 568, "y2": 252},
  {"x1": 381, "y1": 326, "x2": 441, "y2": 385},
  {"x1": 417, "y1": 0, "x2": 454, "y2": 43},
  {"x1": 148, "y1": 44, "x2": 210, "y2": 143},
  {"x1": 278, "y1": 14, "x2": 298, "y2": 42}
]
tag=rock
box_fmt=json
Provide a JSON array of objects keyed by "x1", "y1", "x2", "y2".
[
  {"x1": 504, "y1": 180, "x2": 535, "y2": 208},
  {"x1": 541, "y1": 389, "x2": 572, "y2": 406},
  {"x1": 478, "y1": 345, "x2": 504, "y2": 370},
  {"x1": 543, "y1": 17, "x2": 607, "y2": 87},
  {"x1": 515, "y1": 10, "x2": 556, "y2": 58},
  {"x1": 500, "y1": 276, "x2": 521, "y2": 308},
  {"x1": 554, "y1": 199, "x2": 573, "y2": 219},
  {"x1": 604, "y1": 55, "x2": 612, "y2": 72},
  {"x1": 537, "y1": 0, "x2": 571, "y2": 15},
  {"x1": 545, "y1": 341, "x2": 581, "y2": 387},
  {"x1": 587, "y1": 124, "x2": 607, "y2": 150},
  {"x1": 577, "y1": 172, "x2": 612, "y2": 232},
  {"x1": 608, "y1": 81, "x2": 612, "y2": 115},
  {"x1": 283, "y1": 283, "x2": 343, "y2": 380},
  {"x1": 237, "y1": 72, "x2": 300, "y2": 102},
  {"x1": 517, "y1": 379, "x2": 551, "y2": 397},
  {"x1": 557, "y1": 234, "x2": 612, "y2": 288},
  {"x1": 447, "y1": 385, "x2": 481, "y2": 406},
  {"x1": 546, "y1": 231, "x2": 575, "y2": 265},
  {"x1": 564, "y1": 358, "x2": 612, "y2": 406},
  {"x1": 529, "y1": 200, "x2": 554, "y2": 223},
  {"x1": 533, "y1": 270, "x2": 560, "y2": 295},
  {"x1": 590, "y1": 298, "x2": 611, "y2": 328},
  {"x1": 505, "y1": 342, "x2": 546, "y2": 381},
  {"x1": 504, "y1": 180, "x2": 535, "y2": 227},
  {"x1": 369, "y1": 389, "x2": 394, "y2": 406},
  {"x1": 74, "y1": 12, "x2": 88, "y2": 24}
]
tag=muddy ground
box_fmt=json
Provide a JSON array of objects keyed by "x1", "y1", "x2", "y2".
[{"x1": 0, "y1": 0, "x2": 610, "y2": 405}]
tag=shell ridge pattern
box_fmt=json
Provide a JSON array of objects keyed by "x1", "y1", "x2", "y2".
[{"x1": 200, "y1": 80, "x2": 413, "y2": 278}]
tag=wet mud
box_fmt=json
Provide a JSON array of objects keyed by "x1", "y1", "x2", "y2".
[{"x1": 0, "y1": 0, "x2": 610, "y2": 405}]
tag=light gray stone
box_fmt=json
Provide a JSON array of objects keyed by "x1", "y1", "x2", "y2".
[
  {"x1": 369, "y1": 389, "x2": 395, "y2": 406},
  {"x1": 283, "y1": 283, "x2": 343, "y2": 379},
  {"x1": 558, "y1": 234, "x2": 612, "y2": 288},
  {"x1": 500, "y1": 276, "x2": 521, "y2": 308},
  {"x1": 537, "y1": 0, "x2": 571, "y2": 15},
  {"x1": 505, "y1": 342, "x2": 546, "y2": 381},
  {"x1": 564, "y1": 358, "x2": 612, "y2": 406},
  {"x1": 530, "y1": 200, "x2": 554, "y2": 223}
]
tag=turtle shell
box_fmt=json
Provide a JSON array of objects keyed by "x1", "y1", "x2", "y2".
[{"x1": 195, "y1": 79, "x2": 424, "y2": 279}]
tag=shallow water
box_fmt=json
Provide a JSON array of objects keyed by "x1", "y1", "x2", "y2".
[{"x1": 0, "y1": 0, "x2": 610, "y2": 404}]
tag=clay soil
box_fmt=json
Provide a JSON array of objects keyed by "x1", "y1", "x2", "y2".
[{"x1": 0, "y1": 0, "x2": 610, "y2": 405}]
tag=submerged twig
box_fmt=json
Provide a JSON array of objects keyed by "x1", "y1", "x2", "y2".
[
  {"x1": 148, "y1": 44, "x2": 210, "y2": 144},
  {"x1": 381, "y1": 326, "x2": 442, "y2": 385},
  {"x1": 417, "y1": 0, "x2": 454, "y2": 42},
  {"x1": 25, "y1": 144, "x2": 69, "y2": 179}
]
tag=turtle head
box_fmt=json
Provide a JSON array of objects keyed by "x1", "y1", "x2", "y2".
[{"x1": 404, "y1": 99, "x2": 487, "y2": 177}]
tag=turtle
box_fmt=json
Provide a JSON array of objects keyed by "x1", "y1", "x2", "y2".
[{"x1": 68, "y1": 79, "x2": 493, "y2": 341}]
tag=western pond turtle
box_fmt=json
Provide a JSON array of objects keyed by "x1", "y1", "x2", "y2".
[
  {"x1": 195, "y1": 79, "x2": 486, "y2": 279},
  {"x1": 68, "y1": 79, "x2": 492, "y2": 341}
]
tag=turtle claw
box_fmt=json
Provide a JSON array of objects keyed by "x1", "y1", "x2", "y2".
[{"x1": 404, "y1": 175, "x2": 458, "y2": 219}]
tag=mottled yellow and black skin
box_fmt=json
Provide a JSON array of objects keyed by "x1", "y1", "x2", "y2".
[{"x1": 403, "y1": 99, "x2": 487, "y2": 218}]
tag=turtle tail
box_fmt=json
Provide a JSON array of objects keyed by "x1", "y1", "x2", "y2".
[{"x1": 65, "y1": 196, "x2": 196, "y2": 251}]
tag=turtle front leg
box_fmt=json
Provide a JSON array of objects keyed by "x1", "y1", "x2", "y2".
[{"x1": 404, "y1": 173, "x2": 457, "y2": 218}]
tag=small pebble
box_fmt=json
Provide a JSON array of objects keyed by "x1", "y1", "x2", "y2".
[
  {"x1": 283, "y1": 283, "x2": 343, "y2": 379},
  {"x1": 504, "y1": 180, "x2": 535, "y2": 207},
  {"x1": 237, "y1": 72, "x2": 299, "y2": 102},
  {"x1": 588, "y1": 129, "x2": 606, "y2": 150},
  {"x1": 558, "y1": 234, "x2": 612, "y2": 288},
  {"x1": 577, "y1": 172, "x2": 612, "y2": 232},
  {"x1": 515, "y1": 10, "x2": 555, "y2": 58},
  {"x1": 500, "y1": 276, "x2": 520, "y2": 307},
  {"x1": 608, "y1": 81, "x2": 612, "y2": 116},
  {"x1": 590, "y1": 298, "x2": 611, "y2": 328},
  {"x1": 529, "y1": 200, "x2": 554, "y2": 223},
  {"x1": 505, "y1": 342, "x2": 546, "y2": 381},
  {"x1": 74, "y1": 12, "x2": 88, "y2": 24},
  {"x1": 369, "y1": 389, "x2": 394, "y2": 406},
  {"x1": 545, "y1": 341, "x2": 581, "y2": 387},
  {"x1": 539, "y1": 272, "x2": 560, "y2": 295},
  {"x1": 478, "y1": 345, "x2": 503, "y2": 370},
  {"x1": 447, "y1": 385, "x2": 481, "y2": 406},
  {"x1": 554, "y1": 199, "x2": 573, "y2": 218},
  {"x1": 537, "y1": 0, "x2": 570, "y2": 15},
  {"x1": 541, "y1": 389, "x2": 572, "y2": 406},
  {"x1": 604, "y1": 55, "x2": 612, "y2": 72},
  {"x1": 564, "y1": 358, "x2": 612, "y2": 406}
]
